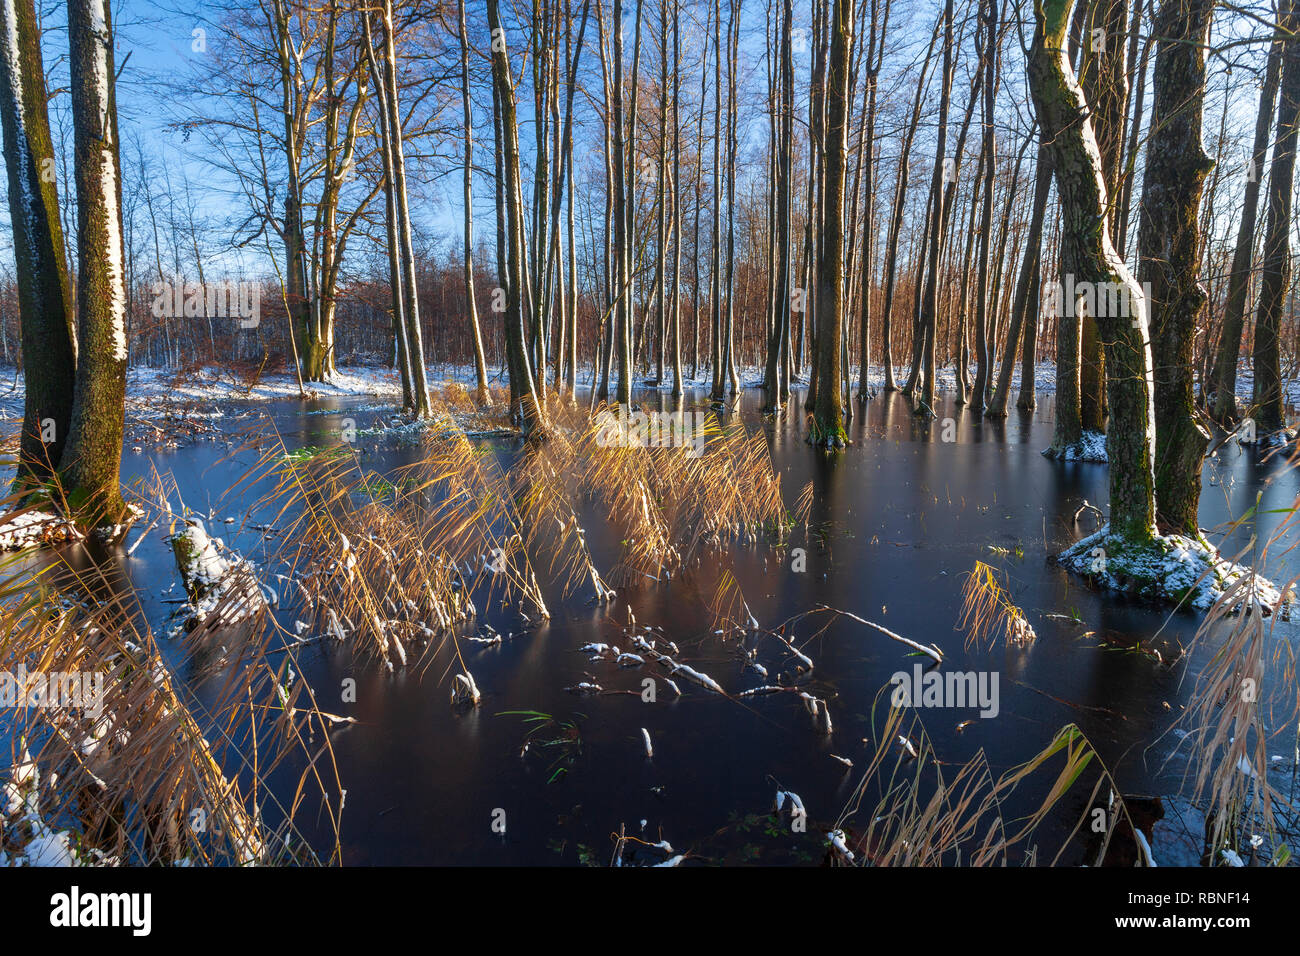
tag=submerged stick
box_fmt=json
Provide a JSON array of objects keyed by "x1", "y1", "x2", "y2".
[{"x1": 816, "y1": 605, "x2": 943, "y2": 665}]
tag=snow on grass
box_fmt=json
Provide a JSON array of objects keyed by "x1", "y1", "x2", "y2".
[
  {"x1": 0, "y1": 509, "x2": 83, "y2": 551},
  {"x1": 1, "y1": 748, "x2": 109, "y2": 867},
  {"x1": 1056, "y1": 525, "x2": 1290, "y2": 613}
]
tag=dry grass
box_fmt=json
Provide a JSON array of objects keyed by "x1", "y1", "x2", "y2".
[
  {"x1": 0, "y1": 503, "x2": 342, "y2": 865},
  {"x1": 958, "y1": 560, "x2": 1036, "y2": 648},
  {"x1": 267, "y1": 427, "x2": 551, "y2": 670},
  {"x1": 149, "y1": 394, "x2": 790, "y2": 683},
  {"x1": 834, "y1": 693, "x2": 1129, "y2": 867},
  {"x1": 1168, "y1": 472, "x2": 1300, "y2": 865}
]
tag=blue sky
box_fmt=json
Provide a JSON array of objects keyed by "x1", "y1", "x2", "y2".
[{"x1": 0, "y1": 0, "x2": 1283, "y2": 284}]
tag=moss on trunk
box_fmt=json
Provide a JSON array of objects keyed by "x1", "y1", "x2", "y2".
[{"x1": 1029, "y1": 0, "x2": 1157, "y2": 544}]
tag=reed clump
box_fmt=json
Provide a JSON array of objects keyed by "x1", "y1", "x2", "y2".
[{"x1": 0, "y1": 521, "x2": 341, "y2": 866}]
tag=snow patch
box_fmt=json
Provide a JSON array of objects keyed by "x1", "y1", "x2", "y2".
[
  {"x1": 1056, "y1": 525, "x2": 1289, "y2": 613},
  {"x1": 0, "y1": 509, "x2": 82, "y2": 550}
]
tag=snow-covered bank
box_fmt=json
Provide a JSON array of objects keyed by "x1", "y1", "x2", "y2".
[
  {"x1": 0, "y1": 359, "x2": 1293, "y2": 420},
  {"x1": 0, "y1": 365, "x2": 406, "y2": 424},
  {"x1": 1055, "y1": 525, "x2": 1292, "y2": 614},
  {"x1": 124, "y1": 365, "x2": 404, "y2": 408}
]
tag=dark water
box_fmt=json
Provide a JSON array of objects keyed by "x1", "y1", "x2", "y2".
[{"x1": 13, "y1": 386, "x2": 1300, "y2": 865}]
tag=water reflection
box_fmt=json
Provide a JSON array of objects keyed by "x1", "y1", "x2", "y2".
[{"x1": 8, "y1": 382, "x2": 1296, "y2": 864}]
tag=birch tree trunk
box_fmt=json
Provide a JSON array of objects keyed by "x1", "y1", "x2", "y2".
[{"x1": 61, "y1": 0, "x2": 128, "y2": 527}]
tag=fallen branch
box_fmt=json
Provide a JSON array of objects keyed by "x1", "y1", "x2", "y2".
[{"x1": 815, "y1": 605, "x2": 943, "y2": 665}]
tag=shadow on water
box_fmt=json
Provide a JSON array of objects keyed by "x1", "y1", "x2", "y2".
[{"x1": 13, "y1": 384, "x2": 1298, "y2": 865}]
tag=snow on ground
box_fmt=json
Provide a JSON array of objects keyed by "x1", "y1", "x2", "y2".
[
  {"x1": 0, "y1": 360, "x2": 1292, "y2": 419},
  {"x1": 1052, "y1": 429, "x2": 1109, "y2": 463},
  {"x1": 1056, "y1": 525, "x2": 1292, "y2": 613},
  {"x1": 1221, "y1": 365, "x2": 1300, "y2": 411},
  {"x1": 1, "y1": 748, "x2": 107, "y2": 867},
  {"x1": 0, "y1": 509, "x2": 83, "y2": 551},
  {"x1": 124, "y1": 365, "x2": 404, "y2": 408}
]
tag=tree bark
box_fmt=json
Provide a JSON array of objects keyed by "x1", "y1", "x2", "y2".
[
  {"x1": 1251, "y1": 0, "x2": 1300, "y2": 438},
  {"x1": 1078, "y1": 0, "x2": 1128, "y2": 432},
  {"x1": 1136, "y1": 0, "x2": 1214, "y2": 535},
  {"x1": 488, "y1": 0, "x2": 546, "y2": 434},
  {"x1": 0, "y1": 0, "x2": 77, "y2": 491},
  {"x1": 811, "y1": 0, "x2": 854, "y2": 444},
  {"x1": 1030, "y1": 0, "x2": 1157, "y2": 543},
  {"x1": 61, "y1": 0, "x2": 128, "y2": 527}
]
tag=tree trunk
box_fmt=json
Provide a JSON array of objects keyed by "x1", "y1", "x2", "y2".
[
  {"x1": 1137, "y1": 0, "x2": 1214, "y2": 535},
  {"x1": 488, "y1": 0, "x2": 546, "y2": 435},
  {"x1": 361, "y1": 10, "x2": 413, "y2": 410},
  {"x1": 61, "y1": 0, "x2": 128, "y2": 527},
  {"x1": 1077, "y1": 0, "x2": 1128, "y2": 433},
  {"x1": 918, "y1": 0, "x2": 954, "y2": 415},
  {"x1": 1208, "y1": 27, "x2": 1280, "y2": 424},
  {"x1": 1251, "y1": 0, "x2": 1300, "y2": 438},
  {"x1": 988, "y1": 140, "x2": 1051, "y2": 416},
  {"x1": 0, "y1": 0, "x2": 77, "y2": 492},
  {"x1": 763, "y1": 0, "x2": 794, "y2": 412},
  {"x1": 460, "y1": 0, "x2": 491, "y2": 405},
  {"x1": 811, "y1": 0, "x2": 854, "y2": 445},
  {"x1": 969, "y1": 0, "x2": 997, "y2": 413},
  {"x1": 377, "y1": 0, "x2": 430, "y2": 417},
  {"x1": 879, "y1": 15, "x2": 939, "y2": 392},
  {"x1": 1030, "y1": 0, "x2": 1156, "y2": 543}
]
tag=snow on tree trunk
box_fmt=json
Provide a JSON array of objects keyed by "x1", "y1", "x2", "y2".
[{"x1": 171, "y1": 519, "x2": 267, "y2": 627}]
